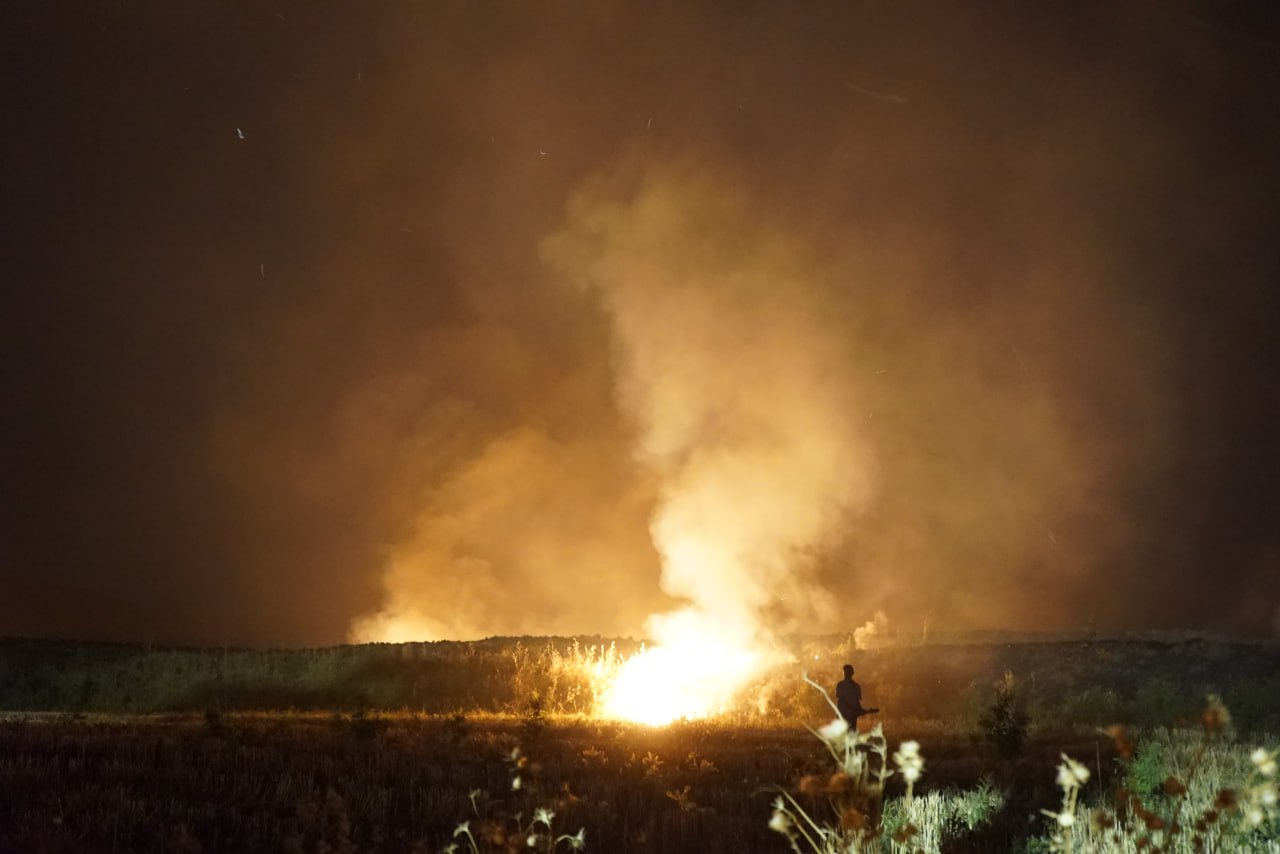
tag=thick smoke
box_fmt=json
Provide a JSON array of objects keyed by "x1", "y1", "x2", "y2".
[
  {"x1": 541, "y1": 158, "x2": 872, "y2": 645},
  {"x1": 10, "y1": 3, "x2": 1280, "y2": 646},
  {"x1": 350, "y1": 424, "x2": 660, "y2": 641}
]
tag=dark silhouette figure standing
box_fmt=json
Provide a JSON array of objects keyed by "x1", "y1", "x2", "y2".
[{"x1": 836, "y1": 663, "x2": 876, "y2": 729}]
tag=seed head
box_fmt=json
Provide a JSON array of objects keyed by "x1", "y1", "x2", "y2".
[
  {"x1": 819, "y1": 717, "x2": 849, "y2": 741},
  {"x1": 1056, "y1": 754, "x2": 1090, "y2": 790}
]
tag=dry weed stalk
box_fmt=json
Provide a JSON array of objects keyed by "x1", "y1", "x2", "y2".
[
  {"x1": 768, "y1": 675, "x2": 924, "y2": 853},
  {"x1": 1048, "y1": 696, "x2": 1278, "y2": 853}
]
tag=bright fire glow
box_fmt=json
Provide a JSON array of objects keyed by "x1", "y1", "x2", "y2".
[
  {"x1": 348, "y1": 610, "x2": 457, "y2": 644},
  {"x1": 591, "y1": 607, "x2": 786, "y2": 725}
]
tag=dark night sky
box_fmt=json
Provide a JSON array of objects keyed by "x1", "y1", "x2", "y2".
[{"x1": 4, "y1": 1, "x2": 1279, "y2": 646}]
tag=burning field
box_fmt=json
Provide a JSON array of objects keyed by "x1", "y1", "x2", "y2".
[
  {"x1": 351, "y1": 163, "x2": 874, "y2": 728},
  {"x1": 8, "y1": 3, "x2": 1280, "y2": 849},
  {"x1": 2, "y1": 634, "x2": 1278, "y2": 851}
]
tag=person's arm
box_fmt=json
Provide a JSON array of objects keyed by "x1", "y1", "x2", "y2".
[{"x1": 854, "y1": 684, "x2": 869, "y2": 714}]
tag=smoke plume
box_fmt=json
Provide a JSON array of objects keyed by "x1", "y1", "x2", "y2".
[
  {"x1": 542, "y1": 157, "x2": 873, "y2": 653},
  {"x1": 11, "y1": 3, "x2": 1280, "y2": 647}
]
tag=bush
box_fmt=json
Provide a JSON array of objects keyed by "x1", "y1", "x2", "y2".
[
  {"x1": 1123, "y1": 736, "x2": 1169, "y2": 796},
  {"x1": 1224, "y1": 676, "x2": 1280, "y2": 735},
  {"x1": 977, "y1": 672, "x2": 1030, "y2": 760}
]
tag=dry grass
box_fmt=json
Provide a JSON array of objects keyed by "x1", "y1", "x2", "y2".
[
  {"x1": 0, "y1": 709, "x2": 1128, "y2": 853},
  {"x1": 768, "y1": 693, "x2": 1279, "y2": 853},
  {"x1": 3, "y1": 634, "x2": 1278, "y2": 851}
]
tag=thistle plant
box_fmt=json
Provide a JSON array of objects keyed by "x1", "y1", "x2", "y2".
[
  {"x1": 891, "y1": 740, "x2": 924, "y2": 803},
  {"x1": 1041, "y1": 754, "x2": 1090, "y2": 852},
  {"x1": 767, "y1": 675, "x2": 926, "y2": 853},
  {"x1": 443, "y1": 747, "x2": 586, "y2": 853},
  {"x1": 522, "y1": 808, "x2": 587, "y2": 853},
  {"x1": 1239, "y1": 745, "x2": 1277, "y2": 834},
  {"x1": 1042, "y1": 696, "x2": 1280, "y2": 852}
]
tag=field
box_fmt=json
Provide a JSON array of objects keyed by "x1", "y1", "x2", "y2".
[{"x1": 1, "y1": 633, "x2": 1277, "y2": 852}]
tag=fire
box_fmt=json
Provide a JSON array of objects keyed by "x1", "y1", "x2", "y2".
[
  {"x1": 590, "y1": 608, "x2": 785, "y2": 725},
  {"x1": 348, "y1": 610, "x2": 459, "y2": 644},
  {"x1": 596, "y1": 643, "x2": 758, "y2": 725}
]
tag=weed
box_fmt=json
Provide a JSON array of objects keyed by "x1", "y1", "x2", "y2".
[
  {"x1": 1039, "y1": 697, "x2": 1280, "y2": 852},
  {"x1": 1123, "y1": 736, "x2": 1169, "y2": 797},
  {"x1": 666, "y1": 784, "x2": 698, "y2": 812},
  {"x1": 882, "y1": 782, "x2": 1004, "y2": 852},
  {"x1": 768, "y1": 689, "x2": 1279, "y2": 853},
  {"x1": 446, "y1": 746, "x2": 587, "y2": 853},
  {"x1": 522, "y1": 694, "x2": 547, "y2": 742},
  {"x1": 577, "y1": 745, "x2": 608, "y2": 769},
  {"x1": 767, "y1": 676, "x2": 911, "y2": 852}
]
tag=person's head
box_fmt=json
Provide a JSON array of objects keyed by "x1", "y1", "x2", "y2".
[{"x1": 843, "y1": 664, "x2": 854, "y2": 679}]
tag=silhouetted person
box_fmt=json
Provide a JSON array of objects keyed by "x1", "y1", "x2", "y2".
[{"x1": 836, "y1": 663, "x2": 876, "y2": 728}]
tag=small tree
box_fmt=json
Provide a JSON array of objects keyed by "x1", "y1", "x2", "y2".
[{"x1": 978, "y1": 671, "x2": 1030, "y2": 760}]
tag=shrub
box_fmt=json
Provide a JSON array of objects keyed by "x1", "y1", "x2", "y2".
[
  {"x1": 977, "y1": 672, "x2": 1030, "y2": 760},
  {"x1": 1132, "y1": 676, "x2": 1189, "y2": 727},
  {"x1": 1224, "y1": 676, "x2": 1280, "y2": 735},
  {"x1": 1123, "y1": 736, "x2": 1169, "y2": 797}
]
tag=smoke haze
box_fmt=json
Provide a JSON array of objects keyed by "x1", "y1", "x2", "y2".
[
  {"x1": 542, "y1": 158, "x2": 872, "y2": 644},
  {"x1": 5, "y1": 1, "x2": 1280, "y2": 644}
]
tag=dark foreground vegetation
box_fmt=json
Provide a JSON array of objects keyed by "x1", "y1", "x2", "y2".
[
  {"x1": 0, "y1": 711, "x2": 1118, "y2": 853},
  {"x1": 0, "y1": 633, "x2": 1277, "y2": 852}
]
